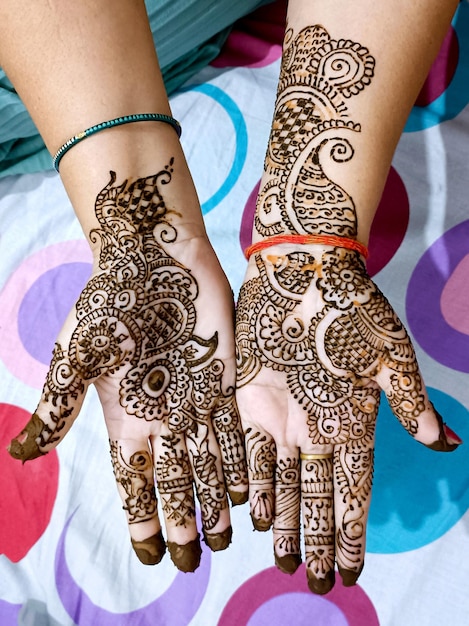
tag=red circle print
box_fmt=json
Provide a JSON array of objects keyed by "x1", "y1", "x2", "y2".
[
  {"x1": 0, "y1": 404, "x2": 59, "y2": 562},
  {"x1": 367, "y1": 166, "x2": 409, "y2": 277}
]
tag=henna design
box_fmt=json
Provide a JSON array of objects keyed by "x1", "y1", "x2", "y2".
[
  {"x1": 110, "y1": 441, "x2": 157, "y2": 524},
  {"x1": 334, "y1": 436, "x2": 375, "y2": 577},
  {"x1": 301, "y1": 457, "x2": 335, "y2": 585},
  {"x1": 31, "y1": 160, "x2": 227, "y2": 444},
  {"x1": 237, "y1": 25, "x2": 431, "y2": 588},
  {"x1": 186, "y1": 422, "x2": 226, "y2": 531},
  {"x1": 273, "y1": 457, "x2": 301, "y2": 561},
  {"x1": 155, "y1": 434, "x2": 195, "y2": 528},
  {"x1": 212, "y1": 395, "x2": 249, "y2": 495},
  {"x1": 245, "y1": 428, "x2": 276, "y2": 528},
  {"x1": 257, "y1": 25, "x2": 375, "y2": 239}
]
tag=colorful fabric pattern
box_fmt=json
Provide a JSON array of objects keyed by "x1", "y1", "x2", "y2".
[{"x1": 1, "y1": 2, "x2": 468, "y2": 624}]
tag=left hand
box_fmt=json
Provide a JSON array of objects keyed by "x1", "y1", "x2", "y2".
[{"x1": 235, "y1": 244, "x2": 461, "y2": 594}]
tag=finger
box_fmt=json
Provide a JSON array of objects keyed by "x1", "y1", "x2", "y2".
[
  {"x1": 211, "y1": 393, "x2": 249, "y2": 505},
  {"x1": 184, "y1": 417, "x2": 232, "y2": 553},
  {"x1": 354, "y1": 296, "x2": 462, "y2": 451},
  {"x1": 244, "y1": 426, "x2": 276, "y2": 532},
  {"x1": 333, "y1": 434, "x2": 374, "y2": 588},
  {"x1": 9, "y1": 342, "x2": 88, "y2": 462},
  {"x1": 273, "y1": 452, "x2": 302, "y2": 575},
  {"x1": 109, "y1": 437, "x2": 165, "y2": 566},
  {"x1": 377, "y1": 361, "x2": 462, "y2": 451},
  {"x1": 301, "y1": 453, "x2": 335, "y2": 595},
  {"x1": 151, "y1": 426, "x2": 201, "y2": 572}
]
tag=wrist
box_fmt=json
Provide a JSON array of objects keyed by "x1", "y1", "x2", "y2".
[{"x1": 245, "y1": 233, "x2": 368, "y2": 262}]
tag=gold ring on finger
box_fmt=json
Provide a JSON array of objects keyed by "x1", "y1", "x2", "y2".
[{"x1": 300, "y1": 452, "x2": 333, "y2": 461}]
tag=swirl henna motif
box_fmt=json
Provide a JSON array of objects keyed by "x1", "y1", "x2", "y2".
[
  {"x1": 256, "y1": 25, "x2": 375, "y2": 240},
  {"x1": 236, "y1": 25, "x2": 452, "y2": 594},
  {"x1": 10, "y1": 159, "x2": 247, "y2": 561}
]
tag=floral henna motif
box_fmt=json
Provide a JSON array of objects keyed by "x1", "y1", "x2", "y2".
[
  {"x1": 237, "y1": 25, "x2": 435, "y2": 589},
  {"x1": 12, "y1": 159, "x2": 247, "y2": 540}
]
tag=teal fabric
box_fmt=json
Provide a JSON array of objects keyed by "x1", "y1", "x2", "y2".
[{"x1": 0, "y1": 0, "x2": 271, "y2": 177}]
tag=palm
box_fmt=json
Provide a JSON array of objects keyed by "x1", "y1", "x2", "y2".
[{"x1": 236, "y1": 245, "x2": 456, "y2": 593}]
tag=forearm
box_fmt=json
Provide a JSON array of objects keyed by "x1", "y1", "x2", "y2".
[
  {"x1": 0, "y1": 0, "x2": 205, "y2": 251},
  {"x1": 253, "y1": 0, "x2": 459, "y2": 246}
]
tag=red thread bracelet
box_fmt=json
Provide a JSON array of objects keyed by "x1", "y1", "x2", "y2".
[{"x1": 244, "y1": 233, "x2": 369, "y2": 260}]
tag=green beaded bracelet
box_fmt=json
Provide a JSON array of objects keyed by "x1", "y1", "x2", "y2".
[{"x1": 52, "y1": 113, "x2": 182, "y2": 171}]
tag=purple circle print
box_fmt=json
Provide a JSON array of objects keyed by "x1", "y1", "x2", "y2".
[
  {"x1": 406, "y1": 220, "x2": 469, "y2": 372},
  {"x1": 55, "y1": 511, "x2": 211, "y2": 626},
  {"x1": 0, "y1": 239, "x2": 92, "y2": 388},
  {"x1": 18, "y1": 262, "x2": 91, "y2": 365}
]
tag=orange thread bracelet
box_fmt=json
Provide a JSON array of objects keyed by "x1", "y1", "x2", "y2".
[{"x1": 244, "y1": 234, "x2": 369, "y2": 260}]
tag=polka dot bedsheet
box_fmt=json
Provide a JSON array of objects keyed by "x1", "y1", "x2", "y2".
[{"x1": 1, "y1": 3, "x2": 469, "y2": 625}]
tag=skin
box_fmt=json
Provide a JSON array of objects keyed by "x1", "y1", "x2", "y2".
[
  {"x1": 0, "y1": 0, "x2": 248, "y2": 569},
  {"x1": 0, "y1": 0, "x2": 462, "y2": 588},
  {"x1": 236, "y1": 1, "x2": 461, "y2": 594}
]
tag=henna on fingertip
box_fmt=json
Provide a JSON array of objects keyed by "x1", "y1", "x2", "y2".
[
  {"x1": 203, "y1": 525, "x2": 232, "y2": 551},
  {"x1": 251, "y1": 514, "x2": 272, "y2": 532},
  {"x1": 338, "y1": 562, "x2": 364, "y2": 587},
  {"x1": 424, "y1": 406, "x2": 462, "y2": 452},
  {"x1": 307, "y1": 569, "x2": 335, "y2": 596},
  {"x1": 8, "y1": 413, "x2": 47, "y2": 463},
  {"x1": 228, "y1": 488, "x2": 249, "y2": 506},
  {"x1": 131, "y1": 530, "x2": 166, "y2": 565},
  {"x1": 275, "y1": 552, "x2": 302, "y2": 575},
  {"x1": 167, "y1": 534, "x2": 202, "y2": 572}
]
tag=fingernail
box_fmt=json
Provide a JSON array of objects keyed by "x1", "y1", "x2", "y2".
[
  {"x1": 167, "y1": 534, "x2": 202, "y2": 572},
  {"x1": 131, "y1": 530, "x2": 166, "y2": 565},
  {"x1": 426, "y1": 421, "x2": 462, "y2": 452},
  {"x1": 444, "y1": 424, "x2": 463, "y2": 445},
  {"x1": 307, "y1": 569, "x2": 335, "y2": 595},
  {"x1": 203, "y1": 526, "x2": 232, "y2": 552},
  {"x1": 275, "y1": 552, "x2": 302, "y2": 575},
  {"x1": 8, "y1": 414, "x2": 46, "y2": 463}
]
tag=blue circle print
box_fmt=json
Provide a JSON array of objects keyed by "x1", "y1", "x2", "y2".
[
  {"x1": 367, "y1": 387, "x2": 469, "y2": 554},
  {"x1": 183, "y1": 83, "x2": 248, "y2": 215}
]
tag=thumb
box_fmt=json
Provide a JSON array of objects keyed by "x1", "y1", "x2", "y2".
[
  {"x1": 376, "y1": 362, "x2": 462, "y2": 453},
  {"x1": 9, "y1": 341, "x2": 88, "y2": 462}
]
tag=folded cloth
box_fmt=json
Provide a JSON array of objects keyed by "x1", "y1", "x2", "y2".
[{"x1": 0, "y1": 0, "x2": 272, "y2": 177}]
